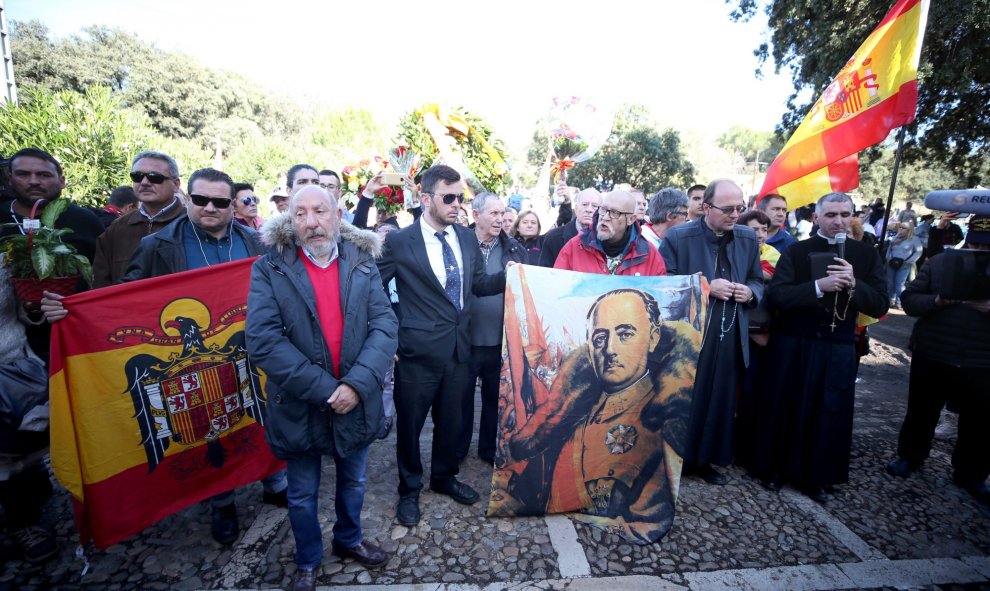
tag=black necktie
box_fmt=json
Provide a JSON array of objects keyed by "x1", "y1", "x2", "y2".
[{"x1": 435, "y1": 231, "x2": 461, "y2": 311}]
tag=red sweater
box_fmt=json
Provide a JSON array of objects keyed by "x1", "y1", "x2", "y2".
[{"x1": 300, "y1": 249, "x2": 343, "y2": 378}]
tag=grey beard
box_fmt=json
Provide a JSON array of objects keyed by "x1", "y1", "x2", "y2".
[{"x1": 295, "y1": 231, "x2": 339, "y2": 258}]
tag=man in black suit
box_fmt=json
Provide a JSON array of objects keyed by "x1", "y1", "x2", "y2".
[
  {"x1": 538, "y1": 187, "x2": 602, "y2": 267},
  {"x1": 377, "y1": 165, "x2": 507, "y2": 526}
]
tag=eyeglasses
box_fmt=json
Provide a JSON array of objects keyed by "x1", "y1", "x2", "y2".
[
  {"x1": 707, "y1": 204, "x2": 747, "y2": 215},
  {"x1": 189, "y1": 194, "x2": 232, "y2": 209},
  {"x1": 426, "y1": 192, "x2": 465, "y2": 205},
  {"x1": 241, "y1": 196, "x2": 259, "y2": 205},
  {"x1": 320, "y1": 183, "x2": 340, "y2": 190},
  {"x1": 598, "y1": 205, "x2": 635, "y2": 219},
  {"x1": 672, "y1": 210, "x2": 689, "y2": 218},
  {"x1": 130, "y1": 171, "x2": 172, "y2": 184}
]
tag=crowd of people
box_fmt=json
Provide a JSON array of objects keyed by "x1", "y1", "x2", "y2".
[{"x1": 0, "y1": 146, "x2": 987, "y2": 591}]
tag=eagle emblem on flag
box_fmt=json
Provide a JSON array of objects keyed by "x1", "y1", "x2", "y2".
[{"x1": 119, "y1": 298, "x2": 267, "y2": 473}]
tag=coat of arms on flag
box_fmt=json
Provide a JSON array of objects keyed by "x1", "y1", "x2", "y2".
[
  {"x1": 49, "y1": 260, "x2": 284, "y2": 548},
  {"x1": 119, "y1": 300, "x2": 268, "y2": 473}
]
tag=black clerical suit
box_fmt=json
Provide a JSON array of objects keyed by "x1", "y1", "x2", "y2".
[
  {"x1": 748, "y1": 234, "x2": 888, "y2": 487},
  {"x1": 377, "y1": 218, "x2": 505, "y2": 496}
]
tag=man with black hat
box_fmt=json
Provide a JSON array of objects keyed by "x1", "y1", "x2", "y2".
[{"x1": 885, "y1": 215, "x2": 990, "y2": 507}]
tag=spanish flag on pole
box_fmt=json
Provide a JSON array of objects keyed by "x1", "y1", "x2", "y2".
[
  {"x1": 49, "y1": 259, "x2": 284, "y2": 548},
  {"x1": 759, "y1": 0, "x2": 930, "y2": 208}
]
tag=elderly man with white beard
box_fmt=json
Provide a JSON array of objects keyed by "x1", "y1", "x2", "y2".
[{"x1": 247, "y1": 185, "x2": 397, "y2": 590}]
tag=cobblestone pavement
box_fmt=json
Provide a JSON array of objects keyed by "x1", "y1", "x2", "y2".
[{"x1": 1, "y1": 312, "x2": 988, "y2": 590}]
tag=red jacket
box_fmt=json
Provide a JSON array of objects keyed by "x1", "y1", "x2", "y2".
[{"x1": 554, "y1": 222, "x2": 666, "y2": 276}]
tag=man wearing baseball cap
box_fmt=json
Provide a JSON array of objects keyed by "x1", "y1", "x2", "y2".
[
  {"x1": 886, "y1": 214, "x2": 990, "y2": 507},
  {"x1": 270, "y1": 188, "x2": 290, "y2": 213}
]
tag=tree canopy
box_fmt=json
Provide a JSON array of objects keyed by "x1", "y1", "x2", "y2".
[
  {"x1": 11, "y1": 20, "x2": 303, "y2": 142},
  {"x1": 729, "y1": 0, "x2": 989, "y2": 186},
  {"x1": 565, "y1": 106, "x2": 696, "y2": 194},
  {"x1": 0, "y1": 86, "x2": 156, "y2": 206},
  {"x1": 717, "y1": 125, "x2": 783, "y2": 172}
]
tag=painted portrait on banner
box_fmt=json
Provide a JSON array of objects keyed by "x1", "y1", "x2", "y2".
[{"x1": 487, "y1": 265, "x2": 707, "y2": 544}]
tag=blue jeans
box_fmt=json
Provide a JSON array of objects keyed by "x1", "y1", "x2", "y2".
[
  {"x1": 886, "y1": 264, "x2": 911, "y2": 302},
  {"x1": 287, "y1": 447, "x2": 369, "y2": 568},
  {"x1": 210, "y1": 469, "x2": 287, "y2": 509}
]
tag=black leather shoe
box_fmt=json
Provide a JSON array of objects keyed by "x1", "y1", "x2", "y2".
[
  {"x1": 291, "y1": 566, "x2": 317, "y2": 591},
  {"x1": 430, "y1": 478, "x2": 480, "y2": 505},
  {"x1": 953, "y1": 478, "x2": 990, "y2": 507},
  {"x1": 478, "y1": 451, "x2": 495, "y2": 464},
  {"x1": 762, "y1": 478, "x2": 782, "y2": 492},
  {"x1": 262, "y1": 489, "x2": 288, "y2": 507},
  {"x1": 801, "y1": 485, "x2": 829, "y2": 503},
  {"x1": 886, "y1": 457, "x2": 922, "y2": 478},
  {"x1": 211, "y1": 504, "x2": 239, "y2": 545},
  {"x1": 396, "y1": 494, "x2": 420, "y2": 526},
  {"x1": 697, "y1": 464, "x2": 728, "y2": 486},
  {"x1": 332, "y1": 540, "x2": 388, "y2": 568}
]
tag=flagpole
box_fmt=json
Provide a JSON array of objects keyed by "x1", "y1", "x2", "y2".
[{"x1": 878, "y1": 126, "x2": 907, "y2": 251}]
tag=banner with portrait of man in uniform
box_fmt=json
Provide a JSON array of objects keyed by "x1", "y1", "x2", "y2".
[{"x1": 487, "y1": 265, "x2": 707, "y2": 544}]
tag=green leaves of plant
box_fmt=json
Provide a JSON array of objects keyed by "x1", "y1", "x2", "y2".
[
  {"x1": 40, "y1": 197, "x2": 69, "y2": 228},
  {"x1": 32, "y1": 245, "x2": 54, "y2": 279}
]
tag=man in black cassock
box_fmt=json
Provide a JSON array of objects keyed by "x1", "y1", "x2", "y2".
[
  {"x1": 746, "y1": 192, "x2": 888, "y2": 502},
  {"x1": 660, "y1": 179, "x2": 764, "y2": 486}
]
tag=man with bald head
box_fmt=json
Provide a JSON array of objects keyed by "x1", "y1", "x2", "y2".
[
  {"x1": 660, "y1": 179, "x2": 763, "y2": 486},
  {"x1": 554, "y1": 190, "x2": 666, "y2": 276},
  {"x1": 247, "y1": 185, "x2": 398, "y2": 587},
  {"x1": 539, "y1": 187, "x2": 603, "y2": 267}
]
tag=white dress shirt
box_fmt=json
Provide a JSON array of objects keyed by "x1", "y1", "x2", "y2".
[{"x1": 419, "y1": 218, "x2": 464, "y2": 308}]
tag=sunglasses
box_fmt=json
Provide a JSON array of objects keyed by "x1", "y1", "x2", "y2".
[
  {"x1": 189, "y1": 194, "x2": 232, "y2": 209},
  {"x1": 241, "y1": 196, "x2": 259, "y2": 205},
  {"x1": 708, "y1": 204, "x2": 747, "y2": 215},
  {"x1": 426, "y1": 192, "x2": 465, "y2": 205},
  {"x1": 130, "y1": 171, "x2": 172, "y2": 184}
]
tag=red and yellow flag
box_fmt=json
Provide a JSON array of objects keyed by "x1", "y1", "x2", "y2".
[
  {"x1": 49, "y1": 258, "x2": 284, "y2": 548},
  {"x1": 759, "y1": 0, "x2": 930, "y2": 208}
]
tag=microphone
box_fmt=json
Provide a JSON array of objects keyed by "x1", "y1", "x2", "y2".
[
  {"x1": 924, "y1": 190, "x2": 990, "y2": 215},
  {"x1": 835, "y1": 232, "x2": 846, "y2": 261}
]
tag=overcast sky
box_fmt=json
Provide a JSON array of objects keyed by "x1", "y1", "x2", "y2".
[{"x1": 9, "y1": 0, "x2": 797, "y2": 150}]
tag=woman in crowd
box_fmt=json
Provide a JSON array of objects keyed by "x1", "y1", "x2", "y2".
[
  {"x1": 509, "y1": 210, "x2": 544, "y2": 264},
  {"x1": 233, "y1": 184, "x2": 265, "y2": 230},
  {"x1": 502, "y1": 206, "x2": 518, "y2": 228},
  {"x1": 885, "y1": 222, "x2": 924, "y2": 309},
  {"x1": 735, "y1": 209, "x2": 779, "y2": 472}
]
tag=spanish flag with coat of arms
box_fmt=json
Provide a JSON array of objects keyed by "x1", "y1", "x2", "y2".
[
  {"x1": 759, "y1": 0, "x2": 930, "y2": 208},
  {"x1": 49, "y1": 258, "x2": 284, "y2": 548}
]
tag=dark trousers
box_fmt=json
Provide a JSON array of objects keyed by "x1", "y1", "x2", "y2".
[
  {"x1": 394, "y1": 356, "x2": 471, "y2": 495},
  {"x1": 457, "y1": 345, "x2": 502, "y2": 461},
  {"x1": 897, "y1": 354, "x2": 990, "y2": 483}
]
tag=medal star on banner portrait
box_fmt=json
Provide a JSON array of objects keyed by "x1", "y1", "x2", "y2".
[
  {"x1": 759, "y1": 0, "x2": 930, "y2": 207},
  {"x1": 488, "y1": 265, "x2": 708, "y2": 544},
  {"x1": 49, "y1": 258, "x2": 284, "y2": 548}
]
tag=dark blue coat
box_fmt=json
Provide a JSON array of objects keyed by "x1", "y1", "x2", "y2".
[{"x1": 246, "y1": 216, "x2": 397, "y2": 458}]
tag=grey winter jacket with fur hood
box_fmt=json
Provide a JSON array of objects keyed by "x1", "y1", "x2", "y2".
[{"x1": 246, "y1": 215, "x2": 397, "y2": 458}]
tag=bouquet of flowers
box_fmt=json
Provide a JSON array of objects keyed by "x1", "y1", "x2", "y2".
[
  {"x1": 371, "y1": 185, "x2": 405, "y2": 216},
  {"x1": 341, "y1": 156, "x2": 411, "y2": 216},
  {"x1": 389, "y1": 145, "x2": 421, "y2": 209},
  {"x1": 341, "y1": 157, "x2": 387, "y2": 197},
  {"x1": 548, "y1": 96, "x2": 611, "y2": 183}
]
